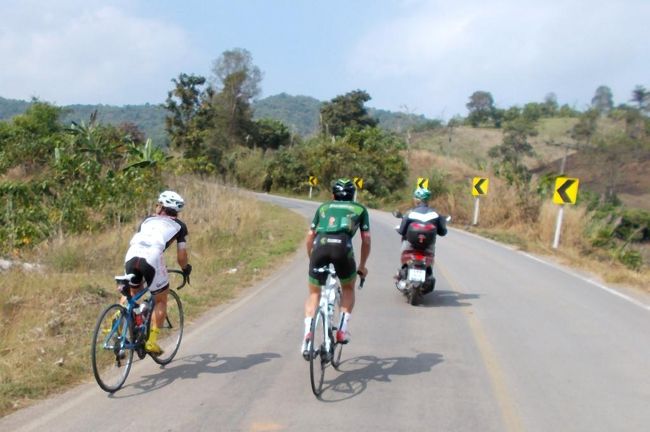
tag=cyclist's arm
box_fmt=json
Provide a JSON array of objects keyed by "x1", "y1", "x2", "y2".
[
  {"x1": 176, "y1": 243, "x2": 189, "y2": 269},
  {"x1": 358, "y1": 230, "x2": 371, "y2": 277},
  {"x1": 305, "y1": 229, "x2": 317, "y2": 258}
]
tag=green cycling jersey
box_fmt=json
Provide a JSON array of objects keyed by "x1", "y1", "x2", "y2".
[{"x1": 310, "y1": 200, "x2": 370, "y2": 236}]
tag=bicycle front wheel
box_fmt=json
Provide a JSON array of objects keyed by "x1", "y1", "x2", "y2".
[
  {"x1": 91, "y1": 304, "x2": 134, "y2": 393},
  {"x1": 309, "y1": 308, "x2": 327, "y2": 397},
  {"x1": 150, "y1": 289, "x2": 184, "y2": 365}
]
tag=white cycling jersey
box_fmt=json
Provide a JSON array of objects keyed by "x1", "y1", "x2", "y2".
[{"x1": 124, "y1": 215, "x2": 188, "y2": 291}]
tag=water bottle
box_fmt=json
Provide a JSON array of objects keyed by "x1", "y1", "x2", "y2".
[{"x1": 133, "y1": 304, "x2": 143, "y2": 326}]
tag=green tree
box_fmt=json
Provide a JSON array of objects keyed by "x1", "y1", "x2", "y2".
[
  {"x1": 250, "y1": 118, "x2": 291, "y2": 150},
  {"x1": 0, "y1": 101, "x2": 66, "y2": 175},
  {"x1": 541, "y1": 92, "x2": 559, "y2": 117},
  {"x1": 631, "y1": 85, "x2": 649, "y2": 112},
  {"x1": 466, "y1": 91, "x2": 495, "y2": 127},
  {"x1": 591, "y1": 85, "x2": 614, "y2": 114},
  {"x1": 488, "y1": 117, "x2": 537, "y2": 186},
  {"x1": 319, "y1": 90, "x2": 378, "y2": 137},
  {"x1": 210, "y1": 48, "x2": 262, "y2": 146},
  {"x1": 571, "y1": 109, "x2": 599, "y2": 148},
  {"x1": 164, "y1": 73, "x2": 213, "y2": 158}
]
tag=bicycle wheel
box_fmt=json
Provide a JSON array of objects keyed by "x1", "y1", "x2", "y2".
[
  {"x1": 150, "y1": 289, "x2": 184, "y2": 365},
  {"x1": 309, "y1": 308, "x2": 327, "y2": 397},
  {"x1": 91, "y1": 304, "x2": 134, "y2": 393}
]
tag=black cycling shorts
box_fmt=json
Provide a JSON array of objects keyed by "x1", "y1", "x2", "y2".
[
  {"x1": 125, "y1": 257, "x2": 156, "y2": 288},
  {"x1": 308, "y1": 233, "x2": 356, "y2": 285}
]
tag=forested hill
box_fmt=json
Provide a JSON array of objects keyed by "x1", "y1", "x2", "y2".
[
  {"x1": 0, "y1": 96, "x2": 168, "y2": 145},
  {"x1": 0, "y1": 93, "x2": 437, "y2": 143}
]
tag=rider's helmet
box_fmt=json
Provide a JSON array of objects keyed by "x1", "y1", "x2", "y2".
[
  {"x1": 413, "y1": 187, "x2": 431, "y2": 202},
  {"x1": 332, "y1": 178, "x2": 356, "y2": 201},
  {"x1": 158, "y1": 190, "x2": 185, "y2": 213}
]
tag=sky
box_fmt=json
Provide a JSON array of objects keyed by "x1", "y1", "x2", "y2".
[{"x1": 1, "y1": 0, "x2": 648, "y2": 119}]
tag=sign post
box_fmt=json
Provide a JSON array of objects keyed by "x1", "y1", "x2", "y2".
[
  {"x1": 353, "y1": 177, "x2": 363, "y2": 201},
  {"x1": 308, "y1": 176, "x2": 318, "y2": 199},
  {"x1": 471, "y1": 177, "x2": 489, "y2": 225},
  {"x1": 552, "y1": 177, "x2": 579, "y2": 249}
]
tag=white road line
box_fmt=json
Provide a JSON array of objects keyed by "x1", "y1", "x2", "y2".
[{"x1": 521, "y1": 251, "x2": 650, "y2": 312}]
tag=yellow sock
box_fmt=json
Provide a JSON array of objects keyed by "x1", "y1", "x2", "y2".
[{"x1": 148, "y1": 327, "x2": 159, "y2": 343}]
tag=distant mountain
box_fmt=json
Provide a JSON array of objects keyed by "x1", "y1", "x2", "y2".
[
  {"x1": 253, "y1": 93, "x2": 321, "y2": 136},
  {"x1": 0, "y1": 96, "x2": 31, "y2": 119},
  {"x1": 61, "y1": 103, "x2": 168, "y2": 146},
  {"x1": 252, "y1": 93, "x2": 437, "y2": 136},
  {"x1": 1, "y1": 93, "x2": 439, "y2": 144},
  {"x1": 0, "y1": 97, "x2": 168, "y2": 145}
]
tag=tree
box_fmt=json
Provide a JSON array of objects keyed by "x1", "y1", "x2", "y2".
[
  {"x1": 488, "y1": 117, "x2": 537, "y2": 186},
  {"x1": 466, "y1": 91, "x2": 495, "y2": 127},
  {"x1": 631, "y1": 85, "x2": 649, "y2": 112},
  {"x1": 571, "y1": 109, "x2": 599, "y2": 148},
  {"x1": 591, "y1": 85, "x2": 614, "y2": 114},
  {"x1": 542, "y1": 92, "x2": 558, "y2": 117},
  {"x1": 164, "y1": 73, "x2": 213, "y2": 158},
  {"x1": 210, "y1": 48, "x2": 263, "y2": 145},
  {"x1": 250, "y1": 118, "x2": 291, "y2": 150},
  {"x1": 319, "y1": 90, "x2": 378, "y2": 137}
]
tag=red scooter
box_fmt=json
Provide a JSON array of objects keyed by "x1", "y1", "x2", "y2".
[{"x1": 393, "y1": 211, "x2": 449, "y2": 305}]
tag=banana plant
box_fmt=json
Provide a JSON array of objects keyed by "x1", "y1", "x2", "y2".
[{"x1": 124, "y1": 138, "x2": 172, "y2": 170}]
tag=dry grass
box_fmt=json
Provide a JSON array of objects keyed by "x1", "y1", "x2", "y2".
[
  {"x1": 406, "y1": 150, "x2": 650, "y2": 294},
  {"x1": 0, "y1": 177, "x2": 305, "y2": 417}
]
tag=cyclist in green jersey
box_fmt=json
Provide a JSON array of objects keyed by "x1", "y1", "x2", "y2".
[{"x1": 302, "y1": 178, "x2": 371, "y2": 358}]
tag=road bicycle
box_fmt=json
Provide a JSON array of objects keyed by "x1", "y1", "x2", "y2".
[
  {"x1": 90, "y1": 269, "x2": 188, "y2": 393},
  {"x1": 306, "y1": 264, "x2": 364, "y2": 397}
]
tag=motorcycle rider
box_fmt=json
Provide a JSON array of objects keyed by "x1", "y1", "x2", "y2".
[{"x1": 395, "y1": 187, "x2": 447, "y2": 293}]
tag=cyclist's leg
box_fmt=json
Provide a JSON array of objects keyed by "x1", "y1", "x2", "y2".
[
  {"x1": 304, "y1": 243, "x2": 328, "y2": 354},
  {"x1": 143, "y1": 255, "x2": 168, "y2": 354},
  {"x1": 334, "y1": 245, "x2": 357, "y2": 343}
]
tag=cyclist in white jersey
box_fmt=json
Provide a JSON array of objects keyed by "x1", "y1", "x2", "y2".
[{"x1": 123, "y1": 190, "x2": 192, "y2": 354}]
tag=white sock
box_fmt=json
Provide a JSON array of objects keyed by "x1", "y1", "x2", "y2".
[
  {"x1": 339, "y1": 313, "x2": 351, "y2": 333},
  {"x1": 304, "y1": 317, "x2": 312, "y2": 336}
]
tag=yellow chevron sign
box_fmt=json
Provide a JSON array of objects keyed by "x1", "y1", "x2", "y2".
[
  {"x1": 417, "y1": 177, "x2": 429, "y2": 189},
  {"x1": 472, "y1": 177, "x2": 489, "y2": 196},
  {"x1": 354, "y1": 177, "x2": 363, "y2": 189},
  {"x1": 308, "y1": 176, "x2": 318, "y2": 186},
  {"x1": 553, "y1": 177, "x2": 579, "y2": 204}
]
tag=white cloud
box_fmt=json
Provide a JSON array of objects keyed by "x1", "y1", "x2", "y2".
[
  {"x1": 0, "y1": 0, "x2": 199, "y2": 104},
  {"x1": 347, "y1": 0, "x2": 650, "y2": 117}
]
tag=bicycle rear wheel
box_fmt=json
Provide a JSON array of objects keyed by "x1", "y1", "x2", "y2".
[
  {"x1": 150, "y1": 289, "x2": 184, "y2": 365},
  {"x1": 309, "y1": 308, "x2": 327, "y2": 397},
  {"x1": 91, "y1": 304, "x2": 134, "y2": 393}
]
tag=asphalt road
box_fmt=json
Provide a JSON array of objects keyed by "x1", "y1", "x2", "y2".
[{"x1": 2, "y1": 193, "x2": 649, "y2": 432}]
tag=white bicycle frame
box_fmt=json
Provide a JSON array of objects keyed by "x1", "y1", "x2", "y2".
[{"x1": 314, "y1": 263, "x2": 341, "y2": 356}]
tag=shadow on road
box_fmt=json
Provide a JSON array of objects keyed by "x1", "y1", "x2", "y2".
[
  {"x1": 318, "y1": 352, "x2": 443, "y2": 402},
  {"x1": 419, "y1": 290, "x2": 480, "y2": 308},
  {"x1": 110, "y1": 352, "x2": 280, "y2": 398}
]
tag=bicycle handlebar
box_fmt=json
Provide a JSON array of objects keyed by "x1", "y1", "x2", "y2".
[{"x1": 168, "y1": 269, "x2": 189, "y2": 290}]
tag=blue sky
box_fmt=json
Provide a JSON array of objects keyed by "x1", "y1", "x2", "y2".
[{"x1": 1, "y1": 0, "x2": 648, "y2": 119}]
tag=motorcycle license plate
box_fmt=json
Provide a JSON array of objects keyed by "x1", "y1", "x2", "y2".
[{"x1": 408, "y1": 269, "x2": 426, "y2": 282}]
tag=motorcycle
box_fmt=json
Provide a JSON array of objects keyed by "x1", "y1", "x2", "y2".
[{"x1": 392, "y1": 210, "x2": 450, "y2": 305}]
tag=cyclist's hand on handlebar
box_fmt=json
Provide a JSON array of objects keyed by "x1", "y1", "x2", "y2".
[
  {"x1": 182, "y1": 264, "x2": 192, "y2": 283},
  {"x1": 356, "y1": 271, "x2": 366, "y2": 289}
]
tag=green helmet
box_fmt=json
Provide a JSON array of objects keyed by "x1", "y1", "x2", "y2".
[{"x1": 413, "y1": 187, "x2": 431, "y2": 202}]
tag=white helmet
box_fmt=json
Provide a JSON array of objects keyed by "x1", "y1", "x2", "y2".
[{"x1": 158, "y1": 190, "x2": 185, "y2": 212}]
